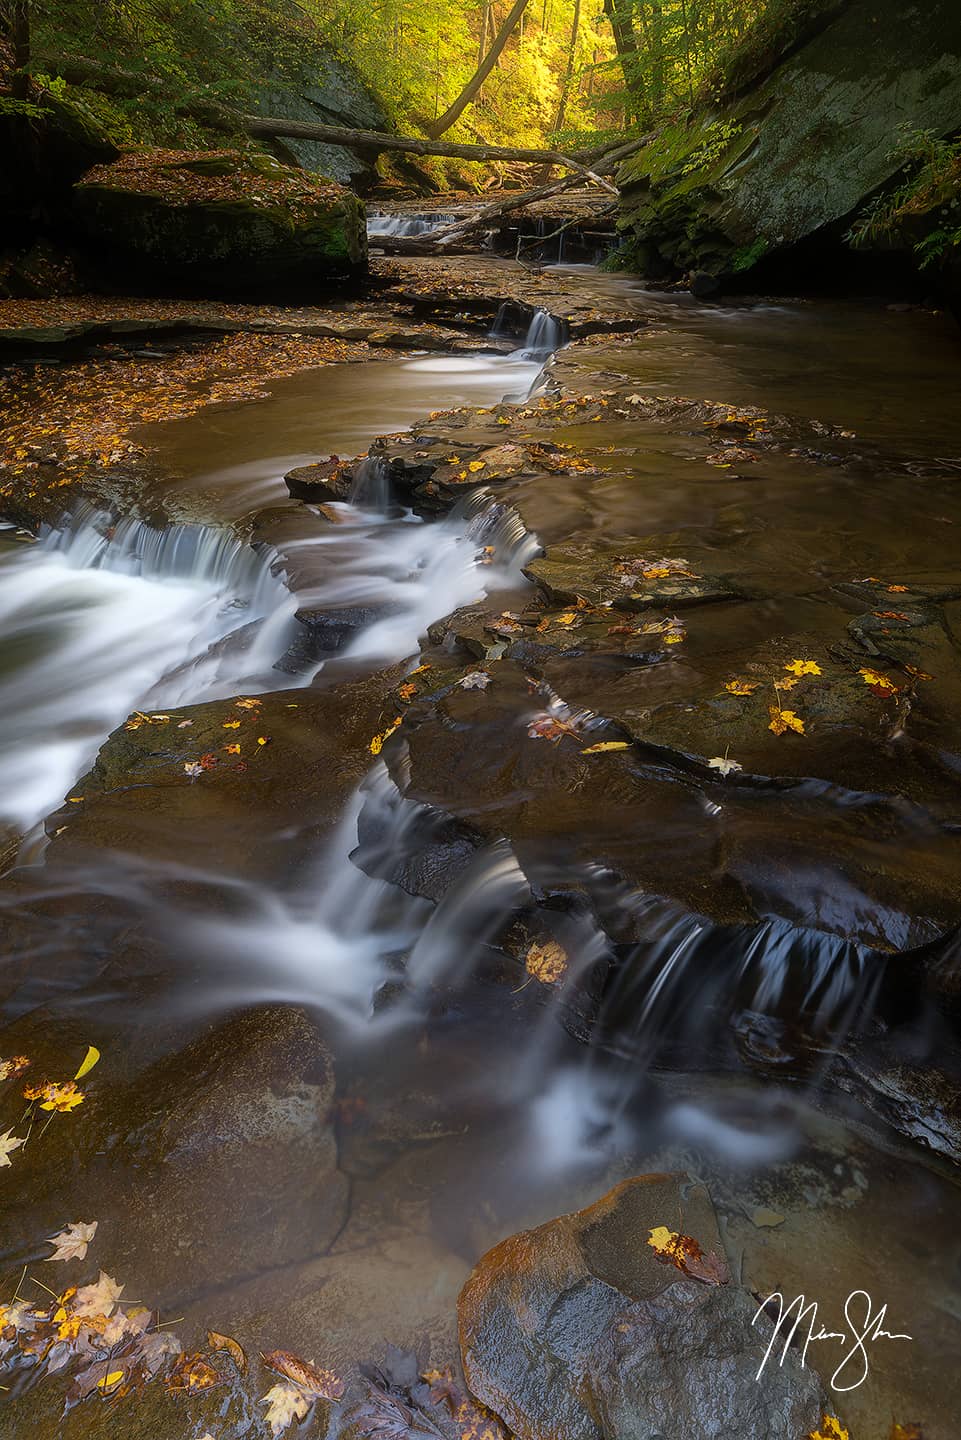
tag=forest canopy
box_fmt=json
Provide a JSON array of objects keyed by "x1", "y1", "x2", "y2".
[{"x1": 8, "y1": 0, "x2": 827, "y2": 164}]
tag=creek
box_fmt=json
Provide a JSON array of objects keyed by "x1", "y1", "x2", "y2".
[{"x1": 2, "y1": 268, "x2": 961, "y2": 1436}]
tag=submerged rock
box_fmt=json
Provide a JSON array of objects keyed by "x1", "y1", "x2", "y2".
[
  {"x1": 74, "y1": 149, "x2": 367, "y2": 298},
  {"x1": 459, "y1": 1174, "x2": 829, "y2": 1440}
]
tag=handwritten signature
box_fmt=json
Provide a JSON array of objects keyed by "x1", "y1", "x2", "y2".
[{"x1": 752, "y1": 1291, "x2": 913, "y2": 1392}]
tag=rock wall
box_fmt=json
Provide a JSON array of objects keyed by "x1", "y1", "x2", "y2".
[
  {"x1": 617, "y1": 0, "x2": 961, "y2": 289},
  {"x1": 256, "y1": 52, "x2": 391, "y2": 191}
]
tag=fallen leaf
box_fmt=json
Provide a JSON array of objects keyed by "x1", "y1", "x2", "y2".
[
  {"x1": 235, "y1": 697, "x2": 262, "y2": 710},
  {"x1": 647, "y1": 1226, "x2": 729, "y2": 1285},
  {"x1": 858, "y1": 666, "x2": 899, "y2": 697},
  {"x1": 768, "y1": 706, "x2": 805, "y2": 736},
  {"x1": 725, "y1": 679, "x2": 760, "y2": 696},
  {"x1": 0, "y1": 1129, "x2": 25, "y2": 1167},
  {"x1": 262, "y1": 1350, "x2": 344, "y2": 1400},
  {"x1": 708, "y1": 756, "x2": 742, "y2": 777},
  {"x1": 31, "y1": 1080, "x2": 85, "y2": 1113},
  {"x1": 887, "y1": 584, "x2": 909, "y2": 593},
  {"x1": 370, "y1": 717, "x2": 402, "y2": 755},
  {"x1": 398, "y1": 683, "x2": 417, "y2": 701},
  {"x1": 177, "y1": 719, "x2": 193, "y2": 728},
  {"x1": 74, "y1": 1045, "x2": 100, "y2": 1080},
  {"x1": 184, "y1": 761, "x2": 204, "y2": 778},
  {"x1": 582, "y1": 740, "x2": 631, "y2": 754},
  {"x1": 806, "y1": 1418, "x2": 849, "y2": 1440},
  {"x1": 784, "y1": 659, "x2": 821, "y2": 677},
  {"x1": 525, "y1": 940, "x2": 567, "y2": 984},
  {"x1": 166, "y1": 1352, "x2": 222, "y2": 1394},
  {"x1": 46, "y1": 1220, "x2": 98, "y2": 1262},
  {"x1": 207, "y1": 1329, "x2": 247, "y2": 1373},
  {"x1": 256, "y1": 736, "x2": 272, "y2": 747},
  {"x1": 468, "y1": 460, "x2": 486, "y2": 472},
  {"x1": 0, "y1": 1055, "x2": 30, "y2": 1081},
  {"x1": 556, "y1": 612, "x2": 576, "y2": 625},
  {"x1": 889, "y1": 1424, "x2": 923, "y2": 1440},
  {"x1": 223, "y1": 720, "x2": 241, "y2": 729},
  {"x1": 224, "y1": 743, "x2": 241, "y2": 755},
  {"x1": 73, "y1": 1271, "x2": 124, "y2": 1318},
  {"x1": 873, "y1": 610, "x2": 910, "y2": 621},
  {"x1": 459, "y1": 670, "x2": 490, "y2": 690},
  {"x1": 262, "y1": 1381, "x2": 311, "y2": 1436}
]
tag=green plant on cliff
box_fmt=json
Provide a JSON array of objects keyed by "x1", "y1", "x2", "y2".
[{"x1": 847, "y1": 127, "x2": 961, "y2": 269}]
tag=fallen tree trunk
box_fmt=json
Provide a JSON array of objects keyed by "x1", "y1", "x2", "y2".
[
  {"x1": 375, "y1": 131, "x2": 651, "y2": 252},
  {"x1": 241, "y1": 114, "x2": 619, "y2": 173}
]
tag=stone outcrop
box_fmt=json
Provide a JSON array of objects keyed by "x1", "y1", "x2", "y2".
[
  {"x1": 616, "y1": 0, "x2": 961, "y2": 290},
  {"x1": 74, "y1": 148, "x2": 367, "y2": 298}
]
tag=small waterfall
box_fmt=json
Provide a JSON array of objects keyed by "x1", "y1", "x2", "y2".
[
  {"x1": 488, "y1": 304, "x2": 566, "y2": 359},
  {"x1": 0, "y1": 504, "x2": 297, "y2": 832},
  {"x1": 366, "y1": 213, "x2": 458, "y2": 238},
  {"x1": 348, "y1": 456, "x2": 393, "y2": 513},
  {"x1": 520, "y1": 309, "x2": 566, "y2": 359}
]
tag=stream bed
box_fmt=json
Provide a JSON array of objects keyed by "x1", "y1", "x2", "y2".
[{"x1": 1, "y1": 268, "x2": 961, "y2": 1437}]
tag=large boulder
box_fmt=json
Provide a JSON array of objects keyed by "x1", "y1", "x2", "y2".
[
  {"x1": 74, "y1": 148, "x2": 367, "y2": 297},
  {"x1": 459, "y1": 1174, "x2": 832, "y2": 1440},
  {"x1": 617, "y1": 0, "x2": 961, "y2": 287},
  {"x1": 256, "y1": 51, "x2": 392, "y2": 191}
]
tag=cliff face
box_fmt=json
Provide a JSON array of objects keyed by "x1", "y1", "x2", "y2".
[{"x1": 616, "y1": 0, "x2": 961, "y2": 291}]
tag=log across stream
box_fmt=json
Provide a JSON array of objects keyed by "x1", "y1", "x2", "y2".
[{"x1": 1, "y1": 265, "x2": 961, "y2": 1437}]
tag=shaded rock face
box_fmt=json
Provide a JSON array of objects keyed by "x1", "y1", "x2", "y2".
[
  {"x1": 257, "y1": 51, "x2": 391, "y2": 191},
  {"x1": 617, "y1": 0, "x2": 961, "y2": 287},
  {"x1": 74, "y1": 149, "x2": 367, "y2": 298},
  {"x1": 459, "y1": 1174, "x2": 829, "y2": 1440}
]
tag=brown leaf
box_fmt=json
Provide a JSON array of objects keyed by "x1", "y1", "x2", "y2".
[
  {"x1": 262, "y1": 1349, "x2": 344, "y2": 1400},
  {"x1": 207, "y1": 1328, "x2": 246, "y2": 1373}
]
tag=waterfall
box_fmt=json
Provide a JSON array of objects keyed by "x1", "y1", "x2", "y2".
[
  {"x1": 348, "y1": 456, "x2": 393, "y2": 512},
  {"x1": 0, "y1": 504, "x2": 297, "y2": 833},
  {"x1": 519, "y1": 309, "x2": 566, "y2": 359}
]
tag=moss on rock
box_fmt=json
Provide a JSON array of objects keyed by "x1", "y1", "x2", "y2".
[{"x1": 74, "y1": 148, "x2": 367, "y2": 298}]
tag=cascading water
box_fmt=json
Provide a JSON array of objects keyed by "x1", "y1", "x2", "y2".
[
  {"x1": 0, "y1": 505, "x2": 298, "y2": 834},
  {"x1": 366, "y1": 213, "x2": 459, "y2": 238}
]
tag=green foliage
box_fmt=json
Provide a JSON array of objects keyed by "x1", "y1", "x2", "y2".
[
  {"x1": 846, "y1": 126, "x2": 961, "y2": 269},
  {"x1": 680, "y1": 118, "x2": 742, "y2": 175}
]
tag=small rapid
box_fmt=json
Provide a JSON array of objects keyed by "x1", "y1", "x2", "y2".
[{"x1": 0, "y1": 507, "x2": 297, "y2": 834}]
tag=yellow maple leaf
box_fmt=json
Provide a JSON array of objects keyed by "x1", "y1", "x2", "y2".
[
  {"x1": 398, "y1": 682, "x2": 417, "y2": 701},
  {"x1": 582, "y1": 741, "x2": 631, "y2": 754},
  {"x1": 468, "y1": 460, "x2": 486, "y2": 472},
  {"x1": 223, "y1": 720, "x2": 241, "y2": 729},
  {"x1": 806, "y1": 1417, "x2": 849, "y2": 1440},
  {"x1": 725, "y1": 679, "x2": 759, "y2": 696},
  {"x1": 858, "y1": 667, "x2": 899, "y2": 697},
  {"x1": 784, "y1": 659, "x2": 821, "y2": 677},
  {"x1": 224, "y1": 743, "x2": 241, "y2": 755},
  {"x1": 557, "y1": 612, "x2": 576, "y2": 625},
  {"x1": 525, "y1": 940, "x2": 567, "y2": 984},
  {"x1": 769, "y1": 707, "x2": 805, "y2": 736}
]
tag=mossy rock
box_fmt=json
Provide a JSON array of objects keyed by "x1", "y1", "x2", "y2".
[
  {"x1": 617, "y1": 0, "x2": 961, "y2": 283},
  {"x1": 74, "y1": 148, "x2": 367, "y2": 298}
]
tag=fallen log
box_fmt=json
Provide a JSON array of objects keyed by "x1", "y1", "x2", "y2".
[
  {"x1": 370, "y1": 132, "x2": 651, "y2": 254},
  {"x1": 241, "y1": 115, "x2": 621, "y2": 175}
]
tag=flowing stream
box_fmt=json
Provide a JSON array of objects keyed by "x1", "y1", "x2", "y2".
[{"x1": 3, "y1": 273, "x2": 961, "y2": 1435}]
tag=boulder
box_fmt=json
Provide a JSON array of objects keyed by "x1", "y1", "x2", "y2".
[
  {"x1": 617, "y1": 0, "x2": 961, "y2": 287},
  {"x1": 74, "y1": 149, "x2": 367, "y2": 298},
  {"x1": 459, "y1": 1174, "x2": 830, "y2": 1440}
]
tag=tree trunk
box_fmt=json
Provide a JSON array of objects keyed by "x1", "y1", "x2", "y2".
[
  {"x1": 537, "y1": 0, "x2": 581, "y2": 182},
  {"x1": 241, "y1": 113, "x2": 610, "y2": 172},
  {"x1": 426, "y1": 0, "x2": 532, "y2": 139},
  {"x1": 603, "y1": 0, "x2": 642, "y2": 124},
  {"x1": 8, "y1": 0, "x2": 31, "y2": 100}
]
